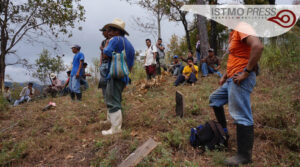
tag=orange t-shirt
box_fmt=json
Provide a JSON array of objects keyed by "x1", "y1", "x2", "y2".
[{"x1": 227, "y1": 30, "x2": 251, "y2": 78}]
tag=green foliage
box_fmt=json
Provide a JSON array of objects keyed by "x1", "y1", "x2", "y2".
[
  {"x1": 0, "y1": 141, "x2": 28, "y2": 166},
  {"x1": 167, "y1": 34, "x2": 188, "y2": 59},
  {"x1": 0, "y1": 96, "x2": 9, "y2": 111},
  {"x1": 261, "y1": 32, "x2": 300, "y2": 72},
  {"x1": 130, "y1": 62, "x2": 146, "y2": 81},
  {"x1": 33, "y1": 49, "x2": 66, "y2": 84},
  {"x1": 163, "y1": 129, "x2": 185, "y2": 149}
]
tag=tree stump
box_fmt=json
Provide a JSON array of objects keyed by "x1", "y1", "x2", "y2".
[{"x1": 176, "y1": 91, "x2": 184, "y2": 117}]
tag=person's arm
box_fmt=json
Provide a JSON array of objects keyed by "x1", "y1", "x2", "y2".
[
  {"x1": 215, "y1": 58, "x2": 221, "y2": 70},
  {"x1": 219, "y1": 72, "x2": 228, "y2": 86},
  {"x1": 76, "y1": 60, "x2": 83, "y2": 78},
  {"x1": 153, "y1": 52, "x2": 157, "y2": 63},
  {"x1": 233, "y1": 35, "x2": 263, "y2": 85},
  {"x1": 103, "y1": 37, "x2": 118, "y2": 58}
]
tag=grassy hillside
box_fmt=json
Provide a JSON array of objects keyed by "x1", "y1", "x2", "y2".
[{"x1": 0, "y1": 68, "x2": 299, "y2": 166}]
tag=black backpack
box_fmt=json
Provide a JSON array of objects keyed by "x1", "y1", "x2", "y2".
[{"x1": 190, "y1": 120, "x2": 229, "y2": 151}]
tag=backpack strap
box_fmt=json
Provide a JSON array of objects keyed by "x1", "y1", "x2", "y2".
[
  {"x1": 207, "y1": 121, "x2": 221, "y2": 148},
  {"x1": 214, "y1": 122, "x2": 227, "y2": 140}
]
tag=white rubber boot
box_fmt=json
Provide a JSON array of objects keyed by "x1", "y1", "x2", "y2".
[
  {"x1": 100, "y1": 111, "x2": 110, "y2": 124},
  {"x1": 102, "y1": 110, "x2": 122, "y2": 135}
]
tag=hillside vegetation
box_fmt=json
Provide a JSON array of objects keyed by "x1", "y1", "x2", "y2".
[{"x1": 0, "y1": 64, "x2": 299, "y2": 166}]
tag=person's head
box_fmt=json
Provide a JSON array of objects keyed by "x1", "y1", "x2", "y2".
[
  {"x1": 187, "y1": 57, "x2": 194, "y2": 65},
  {"x1": 146, "y1": 39, "x2": 151, "y2": 47},
  {"x1": 67, "y1": 71, "x2": 71, "y2": 77},
  {"x1": 157, "y1": 38, "x2": 162, "y2": 45},
  {"x1": 28, "y1": 82, "x2": 33, "y2": 88},
  {"x1": 50, "y1": 73, "x2": 57, "y2": 80},
  {"x1": 71, "y1": 45, "x2": 81, "y2": 54},
  {"x1": 83, "y1": 62, "x2": 88, "y2": 68},
  {"x1": 196, "y1": 34, "x2": 200, "y2": 40},
  {"x1": 4, "y1": 86, "x2": 9, "y2": 91},
  {"x1": 173, "y1": 55, "x2": 178, "y2": 62},
  {"x1": 100, "y1": 27, "x2": 109, "y2": 39},
  {"x1": 188, "y1": 50, "x2": 193, "y2": 57},
  {"x1": 107, "y1": 26, "x2": 125, "y2": 38},
  {"x1": 208, "y1": 48, "x2": 214, "y2": 57}
]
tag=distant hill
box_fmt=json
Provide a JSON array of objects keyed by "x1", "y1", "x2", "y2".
[{"x1": 4, "y1": 81, "x2": 44, "y2": 92}]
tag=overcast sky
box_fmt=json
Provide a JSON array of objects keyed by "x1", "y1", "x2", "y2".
[{"x1": 5, "y1": 0, "x2": 295, "y2": 83}]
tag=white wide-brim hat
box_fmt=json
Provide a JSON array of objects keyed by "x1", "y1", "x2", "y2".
[
  {"x1": 50, "y1": 73, "x2": 56, "y2": 79},
  {"x1": 104, "y1": 18, "x2": 129, "y2": 36}
]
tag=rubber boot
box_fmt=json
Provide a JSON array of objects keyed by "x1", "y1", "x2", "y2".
[
  {"x1": 100, "y1": 110, "x2": 110, "y2": 124},
  {"x1": 76, "y1": 93, "x2": 82, "y2": 101},
  {"x1": 213, "y1": 106, "x2": 227, "y2": 129},
  {"x1": 102, "y1": 110, "x2": 122, "y2": 135},
  {"x1": 70, "y1": 92, "x2": 75, "y2": 100},
  {"x1": 224, "y1": 124, "x2": 254, "y2": 166}
]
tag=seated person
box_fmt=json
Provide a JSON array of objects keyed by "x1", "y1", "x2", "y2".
[
  {"x1": 168, "y1": 55, "x2": 183, "y2": 76},
  {"x1": 181, "y1": 50, "x2": 197, "y2": 64},
  {"x1": 61, "y1": 71, "x2": 71, "y2": 96},
  {"x1": 80, "y1": 63, "x2": 91, "y2": 90},
  {"x1": 44, "y1": 73, "x2": 62, "y2": 97},
  {"x1": 201, "y1": 48, "x2": 222, "y2": 77},
  {"x1": 3, "y1": 86, "x2": 13, "y2": 103},
  {"x1": 174, "y1": 58, "x2": 199, "y2": 86},
  {"x1": 14, "y1": 82, "x2": 35, "y2": 106}
]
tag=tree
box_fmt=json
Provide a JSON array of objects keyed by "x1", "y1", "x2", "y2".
[
  {"x1": 196, "y1": 0, "x2": 210, "y2": 59},
  {"x1": 0, "y1": 0, "x2": 85, "y2": 91},
  {"x1": 33, "y1": 49, "x2": 65, "y2": 85},
  {"x1": 125, "y1": 0, "x2": 165, "y2": 38},
  {"x1": 162, "y1": 0, "x2": 196, "y2": 51}
]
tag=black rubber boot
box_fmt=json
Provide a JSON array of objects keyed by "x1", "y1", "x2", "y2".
[
  {"x1": 70, "y1": 92, "x2": 75, "y2": 100},
  {"x1": 76, "y1": 93, "x2": 82, "y2": 101},
  {"x1": 213, "y1": 106, "x2": 227, "y2": 129},
  {"x1": 224, "y1": 124, "x2": 254, "y2": 166}
]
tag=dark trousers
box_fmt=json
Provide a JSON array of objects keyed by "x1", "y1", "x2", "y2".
[
  {"x1": 174, "y1": 72, "x2": 197, "y2": 86},
  {"x1": 106, "y1": 78, "x2": 126, "y2": 113}
]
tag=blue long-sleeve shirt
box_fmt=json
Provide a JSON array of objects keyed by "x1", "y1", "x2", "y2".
[{"x1": 103, "y1": 36, "x2": 135, "y2": 83}]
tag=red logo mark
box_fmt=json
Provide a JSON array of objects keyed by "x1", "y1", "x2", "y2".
[{"x1": 268, "y1": 10, "x2": 296, "y2": 28}]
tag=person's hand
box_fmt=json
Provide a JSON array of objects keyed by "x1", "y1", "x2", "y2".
[
  {"x1": 76, "y1": 73, "x2": 80, "y2": 79},
  {"x1": 184, "y1": 75, "x2": 189, "y2": 80},
  {"x1": 232, "y1": 72, "x2": 249, "y2": 85},
  {"x1": 219, "y1": 76, "x2": 227, "y2": 86}
]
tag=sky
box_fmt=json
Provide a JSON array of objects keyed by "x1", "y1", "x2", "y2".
[{"x1": 5, "y1": 0, "x2": 296, "y2": 83}]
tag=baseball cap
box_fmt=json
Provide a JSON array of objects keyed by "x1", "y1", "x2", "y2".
[
  {"x1": 71, "y1": 44, "x2": 81, "y2": 50},
  {"x1": 208, "y1": 48, "x2": 214, "y2": 52},
  {"x1": 173, "y1": 55, "x2": 178, "y2": 59}
]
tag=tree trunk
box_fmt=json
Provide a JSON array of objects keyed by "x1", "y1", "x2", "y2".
[
  {"x1": 0, "y1": 53, "x2": 5, "y2": 92},
  {"x1": 182, "y1": 17, "x2": 192, "y2": 51},
  {"x1": 0, "y1": 0, "x2": 9, "y2": 92},
  {"x1": 197, "y1": 0, "x2": 209, "y2": 59},
  {"x1": 157, "y1": 0, "x2": 161, "y2": 38},
  {"x1": 210, "y1": 20, "x2": 218, "y2": 55}
]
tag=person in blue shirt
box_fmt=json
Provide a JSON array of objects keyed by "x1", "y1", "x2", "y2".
[
  {"x1": 70, "y1": 45, "x2": 85, "y2": 101},
  {"x1": 101, "y1": 18, "x2": 135, "y2": 135}
]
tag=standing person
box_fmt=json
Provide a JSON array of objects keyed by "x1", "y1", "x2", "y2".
[
  {"x1": 209, "y1": 27, "x2": 263, "y2": 165},
  {"x1": 14, "y1": 82, "x2": 35, "y2": 106},
  {"x1": 98, "y1": 26, "x2": 110, "y2": 101},
  {"x1": 144, "y1": 39, "x2": 157, "y2": 80},
  {"x1": 80, "y1": 62, "x2": 91, "y2": 90},
  {"x1": 174, "y1": 58, "x2": 198, "y2": 86},
  {"x1": 69, "y1": 45, "x2": 85, "y2": 101},
  {"x1": 156, "y1": 38, "x2": 167, "y2": 74},
  {"x1": 102, "y1": 18, "x2": 135, "y2": 135},
  {"x1": 201, "y1": 48, "x2": 222, "y2": 77},
  {"x1": 196, "y1": 35, "x2": 202, "y2": 64},
  {"x1": 3, "y1": 86, "x2": 12, "y2": 103}
]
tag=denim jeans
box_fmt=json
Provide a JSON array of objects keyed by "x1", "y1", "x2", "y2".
[
  {"x1": 174, "y1": 72, "x2": 197, "y2": 86},
  {"x1": 202, "y1": 63, "x2": 222, "y2": 77},
  {"x1": 209, "y1": 72, "x2": 256, "y2": 126},
  {"x1": 196, "y1": 51, "x2": 202, "y2": 64},
  {"x1": 14, "y1": 96, "x2": 31, "y2": 106},
  {"x1": 69, "y1": 75, "x2": 81, "y2": 94},
  {"x1": 80, "y1": 78, "x2": 89, "y2": 90}
]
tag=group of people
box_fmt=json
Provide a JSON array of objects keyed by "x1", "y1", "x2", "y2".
[{"x1": 3, "y1": 17, "x2": 264, "y2": 166}]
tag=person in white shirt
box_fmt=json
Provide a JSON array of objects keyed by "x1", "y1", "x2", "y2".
[
  {"x1": 14, "y1": 82, "x2": 35, "y2": 106},
  {"x1": 44, "y1": 73, "x2": 62, "y2": 97},
  {"x1": 144, "y1": 39, "x2": 157, "y2": 80},
  {"x1": 3, "y1": 86, "x2": 12, "y2": 103}
]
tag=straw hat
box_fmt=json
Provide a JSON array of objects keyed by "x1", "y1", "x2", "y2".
[
  {"x1": 104, "y1": 18, "x2": 129, "y2": 36},
  {"x1": 50, "y1": 73, "x2": 56, "y2": 79}
]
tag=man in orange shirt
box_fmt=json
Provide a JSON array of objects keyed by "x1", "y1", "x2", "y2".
[{"x1": 209, "y1": 27, "x2": 263, "y2": 166}]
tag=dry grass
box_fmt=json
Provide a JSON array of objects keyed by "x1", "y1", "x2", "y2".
[{"x1": 0, "y1": 69, "x2": 299, "y2": 167}]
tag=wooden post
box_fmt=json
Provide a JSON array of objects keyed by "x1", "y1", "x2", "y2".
[
  {"x1": 118, "y1": 138, "x2": 158, "y2": 167},
  {"x1": 176, "y1": 91, "x2": 184, "y2": 118}
]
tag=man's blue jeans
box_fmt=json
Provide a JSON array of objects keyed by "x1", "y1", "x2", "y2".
[
  {"x1": 14, "y1": 96, "x2": 31, "y2": 106},
  {"x1": 174, "y1": 72, "x2": 197, "y2": 86},
  {"x1": 209, "y1": 72, "x2": 256, "y2": 126},
  {"x1": 202, "y1": 63, "x2": 222, "y2": 77},
  {"x1": 69, "y1": 75, "x2": 81, "y2": 94},
  {"x1": 196, "y1": 51, "x2": 202, "y2": 64}
]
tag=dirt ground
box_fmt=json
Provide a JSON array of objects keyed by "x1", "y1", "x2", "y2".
[{"x1": 0, "y1": 71, "x2": 299, "y2": 167}]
